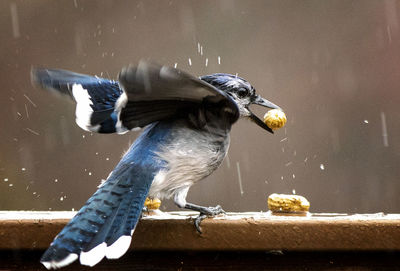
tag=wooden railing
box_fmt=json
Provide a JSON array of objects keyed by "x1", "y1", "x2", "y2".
[{"x1": 1, "y1": 211, "x2": 399, "y2": 270}]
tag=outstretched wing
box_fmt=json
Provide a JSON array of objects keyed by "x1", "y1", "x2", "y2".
[
  {"x1": 32, "y1": 61, "x2": 239, "y2": 134},
  {"x1": 116, "y1": 61, "x2": 239, "y2": 130},
  {"x1": 32, "y1": 68, "x2": 123, "y2": 133}
]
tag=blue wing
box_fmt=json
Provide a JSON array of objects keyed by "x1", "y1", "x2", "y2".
[
  {"x1": 118, "y1": 61, "x2": 239, "y2": 130},
  {"x1": 32, "y1": 61, "x2": 239, "y2": 134},
  {"x1": 40, "y1": 123, "x2": 169, "y2": 268},
  {"x1": 32, "y1": 68, "x2": 123, "y2": 133}
]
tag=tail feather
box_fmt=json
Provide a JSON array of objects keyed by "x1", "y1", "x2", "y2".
[{"x1": 40, "y1": 162, "x2": 157, "y2": 269}]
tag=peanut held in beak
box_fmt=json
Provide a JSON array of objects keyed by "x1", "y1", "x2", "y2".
[{"x1": 263, "y1": 109, "x2": 287, "y2": 130}]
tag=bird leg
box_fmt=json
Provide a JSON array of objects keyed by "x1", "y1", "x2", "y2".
[
  {"x1": 184, "y1": 203, "x2": 225, "y2": 233},
  {"x1": 174, "y1": 187, "x2": 225, "y2": 233}
]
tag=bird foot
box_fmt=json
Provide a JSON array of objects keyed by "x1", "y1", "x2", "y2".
[{"x1": 193, "y1": 205, "x2": 225, "y2": 233}]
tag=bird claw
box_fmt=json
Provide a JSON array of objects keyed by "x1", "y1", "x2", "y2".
[
  {"x1": 194, "y1": 214, "x2": 207, "y2": 233},
  {"x1": 207, "y1": 205, "x2": 226, "y2": 215},
  {"x1": 193, "y1": 205, "x2": 225, "y2": 233}
]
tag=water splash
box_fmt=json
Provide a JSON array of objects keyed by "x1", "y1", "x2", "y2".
[
  {"x1": 24, "y1": 104, "x2": 29, "y2": 119},
  {"x1": 25, "y1": 128, "x2": 39, "y2": 136},
  {"x1": 236, "y1": 162, "x2": 244, "y2": 195},
  {"x1": 23, "y1": 94, "x2": 37, "y2": 107},
  {"x1": 380, "y1": 111, "x2": 389, "y2": 147},
  {"x1": 10, "y1": 3, "x2": 20, "y2": 39}
]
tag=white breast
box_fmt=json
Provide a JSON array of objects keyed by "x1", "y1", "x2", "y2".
[{"x1": 148, "y1": 123, "x2": 230, "y2": 200}]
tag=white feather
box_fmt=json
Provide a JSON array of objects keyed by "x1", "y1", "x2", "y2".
[
  {"x1": 105, "y1": 235, "x2": 132, "y2": 259},
  {"x1": 79, "y1": 242, "x2": 106, "y2": 267},
  {"x1": 71, "y1": 84, "x2": 100, "y2": 132},
  {"x1": 114, "y1": 91, "x2": 129, "y2": 134},
  {"x1": 41, "y1": 253, "x2": 78, "y2": 270},
  {"x1": 148, "y1": 170, "x2": 167, "y2": 196},
  {"x1": 148, "y1": 121, "x2": 230, "y2": 201}
]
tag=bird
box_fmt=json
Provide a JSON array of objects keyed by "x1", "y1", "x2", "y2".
[{"x1": 31, "y1": 61, "x2": 282, "y2": 269}]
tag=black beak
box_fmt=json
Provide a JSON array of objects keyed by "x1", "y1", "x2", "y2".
[{"x1": 248, "y1": 95, "x2": 282, "y2": 134}]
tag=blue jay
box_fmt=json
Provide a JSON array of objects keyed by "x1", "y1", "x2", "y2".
[{"x1": 32, "y1": 61, "x2": 281, "y2": 269}]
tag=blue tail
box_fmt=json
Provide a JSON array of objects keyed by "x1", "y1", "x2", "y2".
[
  {"x1": 41, "y1": 124, "x2": 168, "y2": 269},
  {"x1": 31, "y1": 68, "x2": 124, "y2": 133}
]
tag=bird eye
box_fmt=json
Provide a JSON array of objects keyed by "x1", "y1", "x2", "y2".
[{"x1": 236, "y1": 87, "x2": 249, "y2": 98}]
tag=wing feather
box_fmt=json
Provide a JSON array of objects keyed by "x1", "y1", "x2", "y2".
[{"x1": 117, "y1": 61, "x2": 239, "y2": 130}]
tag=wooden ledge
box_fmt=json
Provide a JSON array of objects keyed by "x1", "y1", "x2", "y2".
[{"x1": 1, "y1": 211, "x2": 400, "y2": 251}]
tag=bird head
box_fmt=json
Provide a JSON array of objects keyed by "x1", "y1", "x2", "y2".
[{"x1": 200, "y1": 73, "x2": 281, "y2": 133}]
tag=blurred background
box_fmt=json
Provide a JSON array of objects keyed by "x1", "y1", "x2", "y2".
[{"x1": 0, "y1": 0, "x2": 399, "y2": 213}]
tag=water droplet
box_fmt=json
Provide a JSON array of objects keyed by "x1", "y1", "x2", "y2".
[
  {"x1": 292, "y1": 189, "x2": 296, "y2": 194},
  {"x1": 320, "y1": 164, "x2": 325, "y2": 170},
  {"x1": 10, "y1": 3, "x2": 20, "y2": 39},
  {"x1": 236, "y1": 162, "x2": 244, "y2": 196},
  {"x1": 380, "y1": 112, "x2": 389, "y2": 147},
  {"x1": 364, "y1": 120, "x2": 369, "y2": 124},
  {"x1": 4, "y1": 178, "x2": 8, "y2": 182}
]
